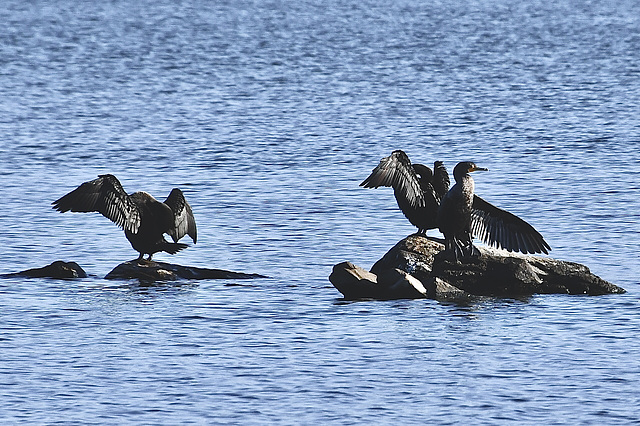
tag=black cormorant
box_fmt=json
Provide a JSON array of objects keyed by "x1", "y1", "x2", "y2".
[
  {"x1": 437, "y1": 161, "x2": 550, "y2": 259},
  {"x1": 360, "y1": 150, "x2": 449, "y2": 234},
  {"x1": 52, "y1": 174, "x2": 197, "y2": 261}
]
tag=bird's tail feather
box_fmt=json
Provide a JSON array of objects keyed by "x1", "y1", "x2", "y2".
[{"x1": 162, "y1": 242, "x2": 189, "y2": 255}]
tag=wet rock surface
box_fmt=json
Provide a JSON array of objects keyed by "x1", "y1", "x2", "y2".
[
  {"x1": 4, "y1": 260, "x2": 266, "y2": 282},
  {"x1": 3, "y1": 261, "x2": 88, "y2": 279},
  {"x1": 330, "y1": 235, "x2": 626, "y2": 300},
  {"x1": 105, "y1": 260, "x2": 267, "y2": 281}
]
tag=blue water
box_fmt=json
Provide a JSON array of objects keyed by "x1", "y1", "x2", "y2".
[{"x1": 1, "y1": 0, "x2": 640, "y2": 423}]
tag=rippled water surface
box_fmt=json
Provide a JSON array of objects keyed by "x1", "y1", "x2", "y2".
[{"x1": 1, "y1": 0, "x2": 640, "y2": 424}]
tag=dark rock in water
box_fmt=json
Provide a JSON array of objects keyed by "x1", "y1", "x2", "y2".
[
  {"x1": 330, "y1": 261, "x2": 428, "y2": 300},
  {"x1": 431, "y1": 251, "x2": 623, "y2": 297},
  {"x1": 105, "y1": 260, "x2": 267, "y2": 281},
  {"x1": 330, "y1": 235, "x2": 626, "y2": 300},
  {"x1": 3, "y1": 261, "x2": 87, "y2": 279},
  {"x1": 371, "y1": 236, "x2": 443, "y2": 280}
]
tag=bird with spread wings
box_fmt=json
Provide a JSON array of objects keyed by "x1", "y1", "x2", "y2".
[{"x1": 52, "y1": 174, "x2": 197, "y2": 261}]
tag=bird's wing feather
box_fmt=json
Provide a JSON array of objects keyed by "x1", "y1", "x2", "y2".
[
  {"x1": 432, "y1": 161, "x2": 450, "y2": 199},
  {"x1": 360, "y1": 150, "x2": 426, "y2": 208},
  {"x1": 164, "y1": 188, "x2": 197, "y2": 243},
  {"x1": 52, "y1": 174, "x2": 141, "y2": 233},
  {"x1": 471, "y1": 195, "x2": 551, "y2": 254}
]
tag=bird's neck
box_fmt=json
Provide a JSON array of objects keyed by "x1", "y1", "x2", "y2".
[{"x1": 458, "y1": 174, "x2": 475, "y2": 200}]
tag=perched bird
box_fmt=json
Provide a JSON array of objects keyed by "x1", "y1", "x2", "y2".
[
  {"x1": 360, "y1": 150, "x2": 450, "y2": 234},
  {"x1": 52, "y1": 174, "x2": 197, "y2": 261},
  {"x1": 437, "y1": 161, "x2": 550, "y2": 260}
]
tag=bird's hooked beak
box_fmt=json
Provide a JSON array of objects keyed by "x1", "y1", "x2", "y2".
[{"x1": 469, "y1": 165, "x2": 489, "y2": 173}]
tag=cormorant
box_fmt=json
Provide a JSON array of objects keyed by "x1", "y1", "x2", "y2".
[
  {"x1": 360, "y1": 150, "x2": 449, "y2": 234},
  {"x1": 52, "y1": 174, "x2": 197, "y2": 261},
  {"x1": 437, "y1": 161, "x2": 550, "y2": 260}
]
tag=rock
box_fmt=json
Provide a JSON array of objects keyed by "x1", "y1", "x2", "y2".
[
  {"x1": 330, "y1": 234, "x2": 626, "y2": 300},
  {"x1": 433, "y1": 247, "x2": 625, "y2": 297},
  {"x1": 3, "y1": 261, "x2": 87, "y2": 279},
  {"x1": 329, "y1": 262, "x2": 428, "y2": 300},
  {"x1": 371, "y1": 237, "x2": 444, "y2": 281},
  {"x1": 428, "y1": 276, "x2": 471, "y2": 300},
  {"x1": 104, "y1": 260, "x2": 267, "y2": 281},
  {"x1": 377, "y1": 268, "x2": 428, "y2": 299},
  {"x1": 329, "y1": 262, "x2": 379, "y2": 299}
]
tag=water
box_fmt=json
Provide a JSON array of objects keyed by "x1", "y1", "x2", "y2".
[{"x1": 1, "y1": 0, "x2": 639, "y2": 423}]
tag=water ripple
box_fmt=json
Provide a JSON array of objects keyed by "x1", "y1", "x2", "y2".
[{"x1": 1, "y1": 0, "x2": 640, "y2": 424}]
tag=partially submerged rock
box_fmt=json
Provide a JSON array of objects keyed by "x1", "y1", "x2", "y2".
[
  {"x1": 3, "y1": 261, "x2": 87, "y2": 279},
  {"x1": 330, "y1": 235, "x2": 625, "y2": 300},
  {"x1": 330, "y1": 262, "x2": 429, "y2": 300},
  {"x1": 4, "y1": 259, "x2": 266, "y2": 282},
  {"x1": 105, "y1": 260, "x2": 267, "y2": 281}
]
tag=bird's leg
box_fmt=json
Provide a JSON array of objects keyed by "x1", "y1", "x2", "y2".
[
  {"x1": 146, "y1": 254, "x2": 153, "y2": 261},
  {"x1": 469, "y1": 244, "x2": 481, "y2": 257},
  {"x1": 136, "y1": 252, "x2": 144, "y2": 263},
  {"x1": 413, "y1": 229, "x2": 425, "y2": 237},
  {"x1": 460, "y1": 230, "x2": 480, "y2": 258},
  {"x1": 443, "y1": 237, "x2": 451, "y2": 259},
  {"x1": 468, "y1": 240, "x2": 481, "y2": 258},
  {"x1": 442, "y1": 235, "x2": 462, "y2": 262},
  {"x1": 452, "y1": 238, "x2": 464, "y2": 263},
  {"x1": 443, "y1": 236, "x2": 458, "y2": 262}
]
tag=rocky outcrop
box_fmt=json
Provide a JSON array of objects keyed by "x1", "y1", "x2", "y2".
[
  {"x1": 3, "y1": 261, "x2": 88, "y2": 279},
  {"x1": 4, "y1": 260, "x2": 266, "y2": 282},
  {"x1": 104, "y1": 260, "x2": 267, "y2": 281},
  {"x1": 330, "y1": 235, "x2": 625, "y2": 300}
]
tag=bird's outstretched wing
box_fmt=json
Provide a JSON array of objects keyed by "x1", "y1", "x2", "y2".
[
  {"x1": 432, "y1": 161, "x2": 450, "y2": 199},
  {"x1": 360, "y1": 150, "x2": 426, "y2": 208},
  {"x1": 52, "y1": 174, "x2": 141, "y2": 233},
  {"x1": 471, "y1": 195, "x2": 551, "y2": 254},
  {"x1": 164, "y1": 188, "x2": 197, "y2": 244}
]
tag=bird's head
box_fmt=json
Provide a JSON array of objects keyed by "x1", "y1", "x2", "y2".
[{"x1": 453, "y1": 161, "x2": 488, "y2": 180}]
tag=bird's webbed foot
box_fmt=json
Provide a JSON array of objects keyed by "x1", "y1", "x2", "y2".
[{"x1": 444, "y1": 239, "x2": 481, "y2": 263}]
